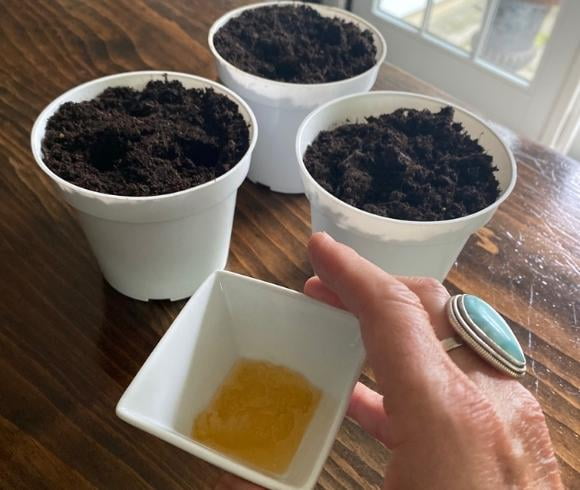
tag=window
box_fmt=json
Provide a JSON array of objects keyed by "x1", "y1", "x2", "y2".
[{"x1": 352, "y1": 0, "x2": 580, "y2": 145}]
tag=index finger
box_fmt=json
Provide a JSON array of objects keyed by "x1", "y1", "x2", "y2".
[{"x1": 308, "y1": 233, "x2": 462, "y2": 419}]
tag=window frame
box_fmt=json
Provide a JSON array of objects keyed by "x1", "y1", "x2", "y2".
[{"x1": 351, "y1": 0, "x2": 580, "y2": 144}]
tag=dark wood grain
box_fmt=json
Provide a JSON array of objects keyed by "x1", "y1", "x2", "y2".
[{"x1": 1, "y1": 1, "x2": 578, "y2": 488}]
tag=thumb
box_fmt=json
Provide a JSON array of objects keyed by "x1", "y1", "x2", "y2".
[{"x1": 308, "y1": 233, "x2": 462, "y2": 425}]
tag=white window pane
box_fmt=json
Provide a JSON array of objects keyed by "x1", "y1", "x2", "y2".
[
  {"x1": 427, "y1": 0, "x2": 487, "y2": 52},
  {"x1": 479, "y1": 0, "x2": 561, "y2": 81},
  {"x1": 378, "y1": 0, "x2": 428, "y2": 28}
]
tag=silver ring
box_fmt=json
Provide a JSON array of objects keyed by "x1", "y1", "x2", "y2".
[
  {"x1": 441, "y1": 336, "x2": 463, "y2": 352},
  {"x1": 444, "y1": 294, "x2": 526, "y2": 378}
]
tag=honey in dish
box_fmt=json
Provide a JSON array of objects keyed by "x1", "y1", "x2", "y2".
[{"x1": 192, "y1": 359, "x2": 322, "y2": 475}]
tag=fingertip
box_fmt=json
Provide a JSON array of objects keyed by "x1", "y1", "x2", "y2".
[
  {"x1": 304, "y1": 276, "x2": 345, "y2": 310},
  {"x1": 307, "y1": 232, "x2": 334, "y2": 260},
  {"x1": 307, "y1": 232, "x2": 363, "y2": 287},
  {"x1": 347, "y1": 382, "x2": 392, "y2": 446},
  {"x1": 312, "y1": 231, "x2": 334, "y2": 243},
  {"x1": 303, "y1": 275, "x2": 318, "y2": 293}
]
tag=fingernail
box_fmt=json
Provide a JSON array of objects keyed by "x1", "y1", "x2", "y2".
[{"x1": 319, "y1": 231, "x2": 335, "y2": 242}]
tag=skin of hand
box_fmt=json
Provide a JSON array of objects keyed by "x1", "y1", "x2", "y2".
[{"x1": 216, "y1": 233, "x2": 562, "y2": 490}]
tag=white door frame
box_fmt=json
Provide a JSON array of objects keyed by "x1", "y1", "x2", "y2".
[{"x1": 541, "y1": 46, "x2": 580, "y2": 152}]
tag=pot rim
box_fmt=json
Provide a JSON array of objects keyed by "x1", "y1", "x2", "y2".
[
  {"x1": 30, "y1": 70, "x2": 258, "y2": 202},
  {"x1": 207, "y1": 0, "x2": 387, "y2": 89},
  {"x1": 296, "y1": 90, "x2": 518, "y2": 227}
]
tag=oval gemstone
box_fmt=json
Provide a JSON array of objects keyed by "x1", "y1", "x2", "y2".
[{"x1": 463, "y1": 295, "x2": 526, "y2": 367}]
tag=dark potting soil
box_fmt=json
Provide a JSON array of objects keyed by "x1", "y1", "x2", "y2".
[
  {"x1": 213, "y1": 5, "x2": 377, "y2": 83},
  {"x1": 42, "y1": 79, "x2": 250, "y2": 196},
  {"x1": 304, "y1": 106, "x2": 500, "y2": 221}
]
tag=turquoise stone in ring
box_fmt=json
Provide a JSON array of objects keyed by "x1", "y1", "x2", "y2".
[{"x1": 446, "y1": 294, "x2": 526, "y2": 378}]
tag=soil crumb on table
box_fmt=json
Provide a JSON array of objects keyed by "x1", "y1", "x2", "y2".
[
  {"x1": 42, "y1": 80, "x2": 250, "y2": 196},
  {"x1": 304, "y1": 106, "x2": 500, "y2": 221},
  {"x1": 213, "y1": 4, "x2": 377, "y2": 84}
]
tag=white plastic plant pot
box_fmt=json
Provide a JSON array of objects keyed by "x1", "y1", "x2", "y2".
[
  {"x1": 296, "y1": 91, "x2": 517, "y2": 281},
  {"x1": 117, "y1": 270, "x2": 364, "y2": 490},
  {"x1": 31, "y1": 71, "x2": 257, "y2": 301},
  {"x1": 208, "y1": 1, "x2": 386, "y2": 194}
]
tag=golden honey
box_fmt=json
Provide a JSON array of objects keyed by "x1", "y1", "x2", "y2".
[{"x1": 192, "y1": 359, "x2": 321, "y2": 475}]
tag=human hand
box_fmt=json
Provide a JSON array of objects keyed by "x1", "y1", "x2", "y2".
[{"x1": 216, "y1": 233, "x2": 562, "y2": 489}]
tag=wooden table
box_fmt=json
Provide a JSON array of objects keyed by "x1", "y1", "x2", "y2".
[{"x1": 1, "y1": 1, "x2": 578, "y2": 488}]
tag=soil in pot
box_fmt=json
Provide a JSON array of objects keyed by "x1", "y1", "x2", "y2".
[
  {"x1": 304, "y1": 106, "x2": 500, "y2": 221},
  {"x1": 42, "y1": 79, "x2": 250, "y2": 196},
  {"x1": 213, "y1": 4, "x2": 377, "y2": 84}
]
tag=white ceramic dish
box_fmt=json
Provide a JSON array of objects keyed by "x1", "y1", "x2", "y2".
[
  {"x1": 296, "y1": 91, "x2": 517, "y2": 281},
  {"x1": 208, "y1": 1, "x2": 386, "y2": 193},
  {"x1": 116, "y1": 270, "x2": 364, "y2": 490},
  {"x1": 31, "y1": 71, "x2": 257, "y2": 301}
]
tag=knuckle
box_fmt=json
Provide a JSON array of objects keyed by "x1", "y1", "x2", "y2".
[
  {"x1": 510, "y1": 383, "x2": 545, "y2": 421},
  {"x1": 420, "y1": 276, "x2": 444, "y2": 290},
  {"x1": 378, "y1": 277, "x2": 424, "y2": 309},
  {"x1": 449, "y1": 398, "x2": 505, "y2": 441},
  {"x1": 449, "y1": 382, "x2": 496, "y2": 422},
  {"x1": 520, "y1": 393, "x2": 544, "y2": 420},
  {"x1": 510, "y1": 388, "x2": 559, "y2": 480},
  {"x1": 414, "y1": 276, "x2": 448, "y2": 296},
  {"x1": 437, "y1": 373, "x2": 498, "y2": 426},
  {"x1": 434, "y1": 379, "x2": 560, "y2": 487},
  {"x1": 514, "y1": 389, "x2": 551, "y2": 435}
]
